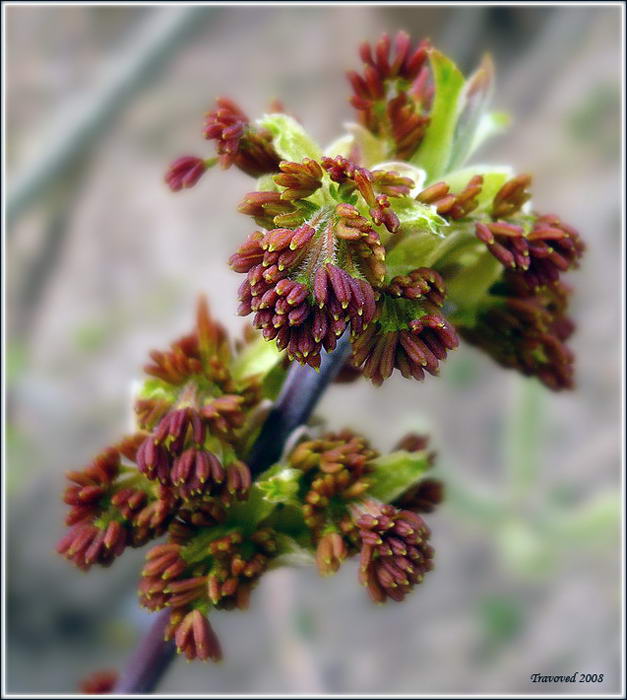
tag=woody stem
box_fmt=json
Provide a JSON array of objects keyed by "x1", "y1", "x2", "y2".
[
  {"x1": 247, "y1": 333, "x2": 351, "y2": 476},
  {"x1": 113, "y1": 335, "x2": 351, "y2": 693}
]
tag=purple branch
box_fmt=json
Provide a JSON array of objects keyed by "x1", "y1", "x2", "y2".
[
  {"x1": 114, "y1": 610, "x2": 174, "y2": 694},
  {"x1": 113, "y1": 336, "x2": 351, "y2": 693}
]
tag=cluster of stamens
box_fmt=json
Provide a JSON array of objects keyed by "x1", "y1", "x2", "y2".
[
  {"x1": 353, "y1": 500, "x2": 434, "y2": 603},
  {"x1": 347, "y1": 31, "x2": 432, "y2": 160}
]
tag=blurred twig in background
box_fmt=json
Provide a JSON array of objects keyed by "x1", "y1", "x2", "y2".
[
  {"x1": 442, "y1": 373, "x2": 619, "y2": 579},
  {"x1": 7, "y1": 6, "x2": 220, "y2": 364},
  {"x1": 7, "y1": 6, "x2": 218, "y2": 229}
]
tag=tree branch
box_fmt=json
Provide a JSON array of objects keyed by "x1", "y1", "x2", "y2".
[
  {"x1": 7, "y1": 6, "x2": 219, "y2": 229},
  {"x1": 247, "y1": 335, "x2": 351, "y2": 476},
  {"x1": 113, "y1": 609, "x2": 175, "y2": 695},
  {"x1": 113, "y1": 336, "x2": 351, "y2": 694}
]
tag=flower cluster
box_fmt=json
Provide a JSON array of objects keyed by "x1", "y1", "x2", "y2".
[
  {"x1": 58, "y1": 299, "x2": 273, "y2": 659},
  {"x1": 353, "y1": 500, "x2": 434, "y2": 603},
  {"x1": 424, "y1": 170, "x2": 583, "y2": 390},
  {"x1": 58, "y1": 298, "x2": 440, "y2": 659},
  {"x1": 203, "y1": 97, "x2": 282, "y2": 176},
  {"x1": 139, "y1": 522, "x2": 279, "y2": 661},
  {"x1": 61, "y1": 29, "x2": 587, "y2": 669},
  {"x1": 460, "y1": 276, "x2": 577, "y2": 390},
  {"x1": 285, "y1": 429, "x2": 441, "y2": 602},
  {"x1": 347, "y1": 31, "x2": 433, "y2": 160},
  {"x1": 407, "y1": 170, "x2": 582, "y2": 389},
  {"x1": 288, "y1": 430, "x2": 377, "y2": 550},
  {"x1": 229, "y1": 153, "x2": 460, "y2": 379},
  {"x1": 163, "y1": 97, "x2": 283, "y2": 191},
  {"x1": 165, "y1": 29, "x2": 584, "y2": 391}
]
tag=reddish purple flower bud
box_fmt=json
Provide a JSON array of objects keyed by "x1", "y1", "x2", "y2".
[
  {"x1": 387, "y1": 267, "x2": 446, "y2": 306},
  {"x1": 347, "y1": 33, "x2": 431, "y2": 159},
  {"x1": 352, "y1": 499, "x2": 434, "y2": 604},
  {"x1": 351, "y1": 310, "x2": 459, "y2": 386},
  {"x1": 492, "y1": 174, "x2": 532, "y2": 218},
  {"x1": 164, "y1": 156, "x2": 208, "y2": 192},
  {"x1": 417, "y1": 175, "x2": 483, "y2": 219},
  {"x1": 136, "y1": 437, "x2": 171, "y2": 484},
  {"x1": 172, "y1": 448, "x2": 225, "y2": 499},
  {"x1": 315, "y1": 532, "x2": 348, "y2": 576},
  {"x1": 79, "y1": 670, "x2": 118, "y2": 694},
  {"x1": 369, "y1": 194, "x2": 400, "y2": 233},
  {"x1": 459, "y1": 276, "x2": 577, "y2": 390},
  {"x1": 327, "y1": 264, "x2": 352, "y2": 309},
  {"x1": 395, "y1": 478, "x2": 444, "y2": 514},
  {"x1": 172, "y1": 609, "x2": 223, "y2": 662},
  {"x1": 203, "y1": 97, "x2": 281, "y2": 177},
  {"x1": 273, "y1": 158, "x2": 323, "y2": 200},
  {"x1": 314, "y1": 265, "x2": 330, "y2": 307},
  {"x1": 371, "y1": 169, "x2": 414, "y2": 197},
  {"x1": 225, "y1": 460, "x2": 252, "y2": 500},
  {"x1": 57, "y1": 522, "x2": 125, "y2": 571},
  {"x1": 476, "y1": 209, "x2": 584, "y2": 293}
]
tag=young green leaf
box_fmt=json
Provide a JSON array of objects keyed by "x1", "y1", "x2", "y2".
[
  {"x1": 469, "y1": 110, "x2": 510, "y2": 156},
  {"x1": 255, "y1": 466, "x2": 303, "y2": 506},
  {"x1": 448, "y1": 54, "x2": 495, "y2": 171},
  {"x1": 384, "y1": 224, "x2": 450, "y2": 279},
  {"x1": 367, "y1": 449, "x2": 432, "y2": 503},
  {"x1": 230, "y1": 336, "x2": 284, "y2": 383},
  {"x1": 370, "y1": 161, "x2": 427, "y2": 196},
  {"x1": 443, "y1": 165, "x2": 514, "y2": 213},
  {"x1": 410, "y1": 49, "x2": 465, "y2": 180},
  {"x1": 258, "y1": 113, "x2": 322, "y2": 162},
  {"x1": 133, "y1": 377, "x2": 179, "y2": 407},
  {"x1": 335, "y1": 122, "x2": 388, "y2": 166}
]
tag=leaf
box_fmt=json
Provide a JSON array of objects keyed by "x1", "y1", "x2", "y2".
[
  {"x1": 258, "y1": 113, "x2": 322, "y2": 162},
  {"x1": 394, "y1": 198, "x2": 448, "y2": 232},
  {"x1": 448, "y1": 54, "x2": 495, "y2": 171},
  {"x1": 377, "y1": 296, "x2": 426, "y2": 333},
  {"x1": 367, "y1": 449, "x2": 432, "y2": 503},
  {"x1": 255, "y1": 173, "x2": 279, "y2": 192},
  {"x1": 256, "y1": 466, "x2": 303, "y2": 506},
  {"x1": 225, "y1": 482, "x2": 278, "y2": 531},
  {"x1": 324, "y1": 122, "x2": 389, "y2": 167},
  {"x1": 384, "y1": 205, "x2": 451, "y2": 280},
  {"x1": 343, "y1": 122, "x2": 388, "y2": 167},
  {"x1": 385, "y1": 234, "x2": 446, "y2": 280},
  {"x1": 445, "y1": 249, "x2": 504, "y2": 325},
  {"x1": 230, "y1": 336, "x2": 284, "y2": 383},
  {"x1": 410, "y1": 49, "x2": 465, "y2": 180},
  {"x1": 324, "y1": 133, "x2": 354, "y2": 159},
  {"x1": 443, "y1": 165, "x2": 514, "y2": 213},
  {"x1": 225, "y1": 463, "x2": 304, "y2": 532},
  {"x1": 469, "y1": 111, "x2": 510, "y2": 157},
  {"x1": 370, "y1": 161, "x2": 427, "y2": 196},
  {"x1": 270, "y1": 534, "x2": 316, "y2": 568},
  {"x1": 134, "y1": 377, "x2": 179, "y2": 408}
]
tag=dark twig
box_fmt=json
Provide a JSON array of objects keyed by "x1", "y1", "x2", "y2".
[
  {"x1": 113, "y1": 609, "x2": 174, "y2": 695},
  {"x1": 7, "y1": 6, "x2": 218, "y2": 229},
  {"x1": 248, "y1": 334, "x2": 351, "y2": 476},
  {"x1": 113, "y1": 336, "x2": 351, "y2": 694}
]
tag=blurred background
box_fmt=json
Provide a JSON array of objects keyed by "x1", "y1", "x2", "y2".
[{"x1": 5, "y1": 4, "x2": 623, "y2": 695}]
